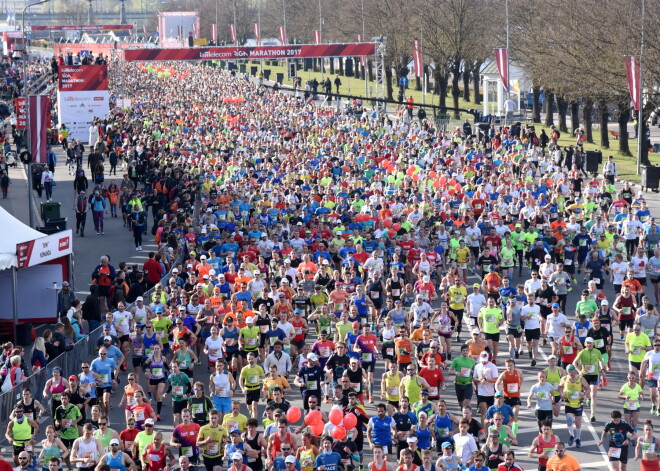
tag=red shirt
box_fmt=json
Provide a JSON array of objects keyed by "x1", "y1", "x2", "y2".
[
  {"x1": 144, "y1": 443, "x2": 167, "y2": 471},
  {"x1": 144, "y1": 258, "x2": 164, "y2": 284},
  {"x1": 419, "y1": 366, "x2": 444, "y2": 397}
]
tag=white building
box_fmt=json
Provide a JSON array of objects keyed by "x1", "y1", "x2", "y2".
[{"x1": 480, "y1": 60, "x2": 531, "y2": 118}]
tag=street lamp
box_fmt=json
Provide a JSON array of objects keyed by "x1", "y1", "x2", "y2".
[{"x1": 22, "y1": 0, "x2": 51, "y2": 228}]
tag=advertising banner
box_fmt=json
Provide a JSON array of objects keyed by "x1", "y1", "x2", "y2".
[
  {"x1": 14, "y1": 97, "x2": 26, "y2": 129},
  {"x1": 31, "y1": 24, "x2": 133, "y2": 32},
  {"x1": 124, "y1": 43, "x2": 376, "y2": 61},
  {"x1": 57, "y1": 65, "x2": 109, "y2": 143},
  {"x1": 17, "y1": 229, "x2": 73, "y2": 270}
]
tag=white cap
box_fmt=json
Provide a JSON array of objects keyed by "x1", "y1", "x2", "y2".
[
  {"x1": 285, "y1": 456, "x2": 297, "y2": 464},
  {"x1": 307, "y1": 353, "x2": 318, "y2": 362},
  {"x1": 322, "y1": 260, "x2": 330, "y2": 265},
  {"x1": 479, "y1": 352, "x2": 489, "y2": 362},
  {"x1": 472, "y1": 328, "x2": 480, "y2": 335},
  {"x1": 172, "y1": 269, "x2": 179, "y2": 274},
  {"x1": 200, "y1": 255, "x2": 207, "y2": 260},
  {"x1": 406, "y1": 436, "x2": 418, "y2": 443},
  {"x1": 284, "y1": 258, "x2": 291, "y2": 263},
  {"x1": 246, "y1": 317, "x2": 254, "y2": 323},
  {"x1": 209, "y1": 269, "x2": 216, "y2": 276},
  {"x1": 422, "y1": 275, "x2": 430, "y2": 283},
  {"x1": 203, "y1": 274, "x2": 210, "y2": 279},
  {"x1": 231, "y1": 453, "x2": 243, "y2": 461},
  {"x1": 548, "y1": 355, "x2": 557, "y2": 361},
  {"x1": 103, "y1": 336, "x2": 112, "y2": 341},
  {"x1": 585, "y1": 337, "x2": 595, "y2": 344},
  {"x1": 136, "y1": 296, "x2": 144, "y2": 301},
  {"x1": 110, "y1": 438, "x2": 120, "y2": 446},
  {"x1": 430, "y1": 341, "x2": 438, "y2": 347},
  {"x1": 601, "y1": 299, "x2": 609, "y2": 305}
]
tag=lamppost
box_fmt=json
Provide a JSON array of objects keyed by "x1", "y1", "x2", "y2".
[
  {"x1": 22, "y1": 0, "x2": 51, "y2": 228},
  {"x1": 119, "y1": 0, "x2": 127, "y2": 25},
  {"x1": 87, "y1": 0, "x2": 93, "y2": 25}
]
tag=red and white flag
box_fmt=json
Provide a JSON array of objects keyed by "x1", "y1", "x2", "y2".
[
  {"x1": 229, "y1": 23, "x2": 237, "y2": 44},
  {"x1": 626, "y1": 56, "x2": 641, "y2": 111},
  {"x1": 30, "y1": 95, "x2": 50, "y2": 164},
  {"x1": 494, "y1": 48, "x2": 509, "y2": 91},
  {"x1": 412, "y1": 40, "x2": 423, "y2": 77},
  {"x1": 313, "y1": 30, "x2": 321, "y2": 45},
  {"x1": 279, "y1": 26, "x2": 287, "y2": 45},
  {"x1": 357, "y1": 34, "x2": 365, "y2": 66},
  {"x1": 253, "y1": 23, "x2": 261, "y2": 45},
  {"x1": 211, "y1": 24, "x2": 217, "y2": 44},
  {"x1": 142, "y1": 25, "x2": 146, "y2": 35},
  {"x1": 191, "y1": 23, "x2": 196, "y2": 39}
]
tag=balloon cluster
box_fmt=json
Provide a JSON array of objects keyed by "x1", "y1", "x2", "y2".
[{"x1": 286, "y1": 406, "x2": 359, "y2": 439}]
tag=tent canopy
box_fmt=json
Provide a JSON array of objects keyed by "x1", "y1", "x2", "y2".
[{"x1": 0, "y1": 205, "x2": 46, "y2": 270}]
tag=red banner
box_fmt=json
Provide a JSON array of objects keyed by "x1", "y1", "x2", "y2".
[
  {"x1": 279, "y1": 26, "x2": 287, "y2": 45},
  {"x1": 58, "y1": 65, "x2": 109, "y2": 92},
  {"x1": 494, "y1": 48, "x2": 509, "y2": 91},
  {"x1": 31, "y1": 24, "x2": 133, "y2": 31},
  {"x1": 626, "y1": 56, "x2": 641, "y2": 111},
  {"x1": 253, "y1": 24, "x2": 261, "y2": 46},
  {"x1": 124, "y1": 43, "x2": 376, "y2": 61},
  {"x1": 313, "y1": 30, "x2": 322, "y2": 45},
  {"x1": 29, "y1": 95, "x2": 50, "y2": 165},
  {"x1": 412, "y1": 40, "x2": 423, "y2": 77},
  {"x1": 229, "y1": 24, "x2": 237, "y2": 44},
  {"x1": 14, "y1": 97, "x2": 26, "y2": 129}
]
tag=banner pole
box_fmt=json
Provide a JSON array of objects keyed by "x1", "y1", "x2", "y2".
[{"x1": 637, "y1": 0, "x2": 645, "y2": 174}]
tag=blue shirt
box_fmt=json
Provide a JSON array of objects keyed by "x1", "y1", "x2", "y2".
[
  {"x1": 273, "y1": 457, "x2": 301, "y2": 471},
  {"x1": 90, "y1": 357, "x2": 117, "y2": 387},
  {"x1": 368, "y1": 415, "x2": 395, "y2": 446},
  {"x1": 485, "y1": 403, "x2": 515, "y2": 425},
  {"x1": 314, "y1": 451, "x2": 342, "y2": 471},
  {"x1": 105, "y1": 345, "x2": 123, "y2": 363}
]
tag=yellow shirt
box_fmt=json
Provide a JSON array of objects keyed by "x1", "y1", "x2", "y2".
[
  {"x1": 447, "y1": 286, "x2": 467, "y2": 310},
  {"x1": 455, "y1": 247, "x2": 471, "y2": 264},
  {"x1": 222, "y1": 413, "x2": 248, "y2": 433},
  {"x1": 198, "y1": 424, "x2": 227, "y2": 458}
]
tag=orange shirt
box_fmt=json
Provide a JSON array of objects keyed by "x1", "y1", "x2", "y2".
[{"x1": 395, "y1": 338, "x2": 413, "y2": 364}]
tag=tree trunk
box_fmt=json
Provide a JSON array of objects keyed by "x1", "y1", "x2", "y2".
[
  {"x1": 338, "y1": 57, "x2": 343, "y2": 75},
  {"x1": 368, "y1": 60, "x2": 374, "y2": 82},
  {"x1": 435, "y1": 68, "x2": 448, "y2": 112},
  {"x1": 462, "y1": 69, "x2": 470, "y2": 102},
  {"x1": 416, "y1": 76, "x2": 422, "y2": 91},
  {"x1": 386, "y1": 65, "x2": 394, "y2": 101},
  {"x1": 472, "y1": 63, "x2": 482, "y2": 105},
  {"x1": 329, "y1": 58, "x2": 335, "y2": 75},
  {"x1": 544, "y1": 92, "x2": 554, "y2": 126},
  {"x1": 599, "y1": 101, "x2": 610, "y2": 148},
  {"x1": 618, "y1": 101, "x2": 631, "y2": 155},
  {"x1": 451, "y1": 61, "x2": 461, "y2": 119},
  {"x1": 583, "y1": 98, "x2": 594, "y2": 143},
  {"x1": 570, "y1": 100, "x2": 580, "y2": 133},
  {"x1": 641, "y1": 121, "x2": 651, "y2": 165},
  {"x1": 556, "y1": 95, "x2": 568, "y2": 133},
  {"x1": 532, "y1": 86, "x2": 541, "y2": 122}
]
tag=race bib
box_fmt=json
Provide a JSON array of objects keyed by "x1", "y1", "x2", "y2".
[
  {"x1": 206, "y1": 443, "x2": 219, "y2": 455},
  {"x1": 173, "y1": 385, "x2": 184, "y2": 396},
  {"x1": 99, "y1": 373, "x2": 109, "y2": 384},
  {"x1": 595, "y1": 339, "x2": 604, "y2": 349},
  {"x1": 135, "y1": 410, "x2": 145, "y2": 421},
  {"x1": 387, "y1": 386, "x2": 399, "y2": 397},
  {"x1": 627, "y1": 400, "x2": 638, "y2": 411},
  {"x1": 149, "y1": 454, "x2": 161, "y2": 462},
  {"x1": 371, "y1": 291, "x2": 380, "y2": 299},
  {"x1": 564, "y1": 259, "x2": 572, "y2": 265},
  {"x1": 151, "y1": 368, "x2": 163, "y2": 377},
  {"x1": 192, "y1": 403, "x2": 203, "y2": 415},
  {"x1": 506, "y1": 383, "x2": 519, "y2": 394},
  {"x1": 563, "y1": 346, "x2": 573, "y2": 355},
  {"x1": 461, "y1": 368, "x2": 472, "y2": 378},
  {"x1": 386, "y1": 348, "x2": 394, "y2": 356},
  {"x1": 568, "y1": 390, "x2": 580, "y2": 400},
  {"x1": 306, "y1": 380, "x2": 318, "y2": 390},
  {"x1": 134, "y1": 348, "x2": 143, "y2": 356},
  {"x1": 248, "y1": 374, "x2": 259, "y2": 385},
  {"x1": 608, "y1": 448, "x2": 622, "y2": 459},
  {"x1": 584, "y1": 364, "x2": 596, "y2": 374},
  {"x1": 182, "y1": 446, "x2": 193, "y2": 457},
  {"x1": 633, "y1": 347, "x2": 641, "y2": 356},
  {"x1": 260, "y1": 325, "x2": 269, "y2": 334},
  {"x1": 428, "y1": 387, "x2": 438, "y2": 397},
  {"x1": 578, "y1": 328, "x2": 587, "y2": 338},
  {"x1": 537, "y1": 390, "x2": 548, "y2": 401},
  {"x1": 362, "y1": 352, "x2": 373, "y2": 362},
  {"x1": 246, "y1": 337, "x2": 257, "y2": 346}
]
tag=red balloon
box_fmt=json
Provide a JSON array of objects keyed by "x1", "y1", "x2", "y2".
[
  {"x1": 329, "y1": 407, "x2": 343, "y2": 426},
  {"x1": 429, "y1": 171, "x2": 437, "y2": 179},
  {"x1": 438, "y1": 176, "x2": 447, "y2": 184},
  {"x1": 392, "y1": 223, "x2": 401, "y2": 232},
  {"x1": 448, "y1": 189, "x2": 456, "y2": 196},
  {"x1": 343, "y1": 413, "x2": 357, "y2": 430},
  {"x1": 310, "y1": 421, "x2": 325, "y2": 436},
  {"x1": 449, "y1": 178, "x2": 457, "y2": 186},
  {"x1": 384, "y1": 219, "x2": 393, "y2": 228},
  {"x1": 305, "y1": 410, "x2": 322, "y2": 426},
  {"x1": 332, "y1": 426, "x2": 347, "y2": 439},
  {"x1": 388, "y1": 229, "x2": 396, "y2": 237},
  {"x1": 454, "y1": 183, "x2": 462, "y2": 191},
  {"x1": 433, "y1": 180, "x2": 441, "y2": 188},
  {"x1": 412, "y1": 174, "x2": 419, "y2": 182},
  {"x1": 406, "y1": 166, "x2": 416, "y2": 176},
  {"x1": 286, "y1": 407, "x2": 301, "y2": 423}
]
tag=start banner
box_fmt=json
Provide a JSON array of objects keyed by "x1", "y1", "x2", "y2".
[
  {"x1": 124, "y1": 43, "x2": 376, "y2": 61},
  {"x1": 57, "y1": 65, "x2": 109, "y2": 143},
  {"x1": 31, "y1": 24, "x2": 133, "y2": 32}
]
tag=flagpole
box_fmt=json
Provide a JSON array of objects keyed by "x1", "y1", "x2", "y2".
[
  {"x1": 505, "y1": 0, "x2": 510, "y2": 100},
  {"x1": 318, "y1": 0, "x2": 324, "y2": 79},
  {"x1": 421, "y1": 29, "x2": 425, "y2": 105},
  {"x1": 637, "y1": 0, "x2": 645, "y2": 174},
  {"x1": 361, "y1": 0, "x2": 367, "y2": 98}
]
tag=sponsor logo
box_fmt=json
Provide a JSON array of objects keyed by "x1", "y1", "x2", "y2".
[
  {"x1": 58, "y1": 237, "x2": 70, "y2": 251},
  {"x1": 93, "y1": 97, "x2": 104, "y2": 101}
]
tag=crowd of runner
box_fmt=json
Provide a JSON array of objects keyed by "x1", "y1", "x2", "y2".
[{"x1": 5, "y1": 58, "x2": 660, "y2": 471}]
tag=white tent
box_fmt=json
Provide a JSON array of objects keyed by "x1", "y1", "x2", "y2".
[
  {"x1": 0, "y1": 205, "x2": 47, "y2": 270},
  {"x1": 0, "y1": 206, "x2": 73, "y2": 342}
]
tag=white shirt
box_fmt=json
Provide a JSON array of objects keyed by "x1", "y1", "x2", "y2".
[
  {"x1": 611, "y1": 261, "x2": 629, "y2": 285},
  {"x1": 644, "y1": 350, "x2": 660, "y2": 379},
  {"x1": 632, "y1": 256, "x2": 649, "y2": 278},
  {"x1": 467, "y1": 293, "x2": 487, "y2": 318},
  {"x1": 547, "y1": 313, "x2": 569, "y2": 338},
  {"x1": 453, "y1": 432, "x2": 478, "y2": 464},
  {"x1": 521, "y1": 304, "x2": 541, "y2": 330},
  {"x1": 473, "y1": 361, "x2": 498, "y2": 396},
  {"x1": 504, "y1": 99, "x2": 515, "y2": 112},
  {"x1": 524, "y1": 278, "x2": 542, "y2": 295},
  {"x1": 465, "y1": 227, "x2": 482, "y2": 248}
]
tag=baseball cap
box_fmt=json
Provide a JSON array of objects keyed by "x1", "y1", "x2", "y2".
[
  {"x1": 548, "y1": 355, "x2": 557, "y2": 361},
  {"x1": 103, "y1": 336, "x2": 112, "y2": 341},
  {"x1": 441, "y1": 442, "x2": 453, "y2": 449},
  {"x1": 200, "y1": 255, "x2": 207, "y2": 260},
  {"x1": 585, "y1": 337, "x2": 594, "y2": 344},
  {"x1": 285, "y1": 456, "x2": 297, "y2": 464},
  {"x1": 566, "y1": 364, "x2": 576, "y2": 371},
  {"x1": 420, "y1": 390, "x2": 429, "y2": 395},
  {"x1": 230, "y1": 428, "x2": 241, "y2": 435},
  {"x1": 246, "y1": 317, "x2": 254, "y2": 323},
  {"x1": 473, "y1": 283, "x2": 480, "y2": 288},
  {"x1": 581, "y1": 289, "x2": 589, "y2": 295},
  {"x1": 494, "y1": 391, "x2": 504, "y2": 397},
  {"x1": 352, "y1": 321, "x2": 360, "y2": 328},
  {"x1": 430, "y1": 341, "x2": 438, "y2": 347},
  {"x1": 172, "y1": 268, "x2": 179, "y2": 274},
  {"x1": 110, "y1": 439, "x2": 120, "y2": 446},
  {"x1": 69, "y1": 375, "x2": 77, "y2": 381},
  {"x1": 136, "y1": 296, "x2": 144, "y2": 301},
  {"x1": 406, "y1": 436, "x2": 418, "y2": 443},
  {"x1": 350, "y1": 357, "x2": 359, "y2": 363},
  {"x1": 322, "y1": 260, "x2": 330, "y2": 265},
  {"x1": 423, "y1": 275, "x2": 430, "y2": 283},
  {"x1": 479, "y1": 352, "x2": 489, "y2": 362},
  {"x1": 307, "y1": 353, "x2": 318, "y2": 362},
  {"x1": 551, "y1": 303, "x2": 560, "y2": 308},
  {"x1": 203, "y1": 274, "x2": 210, "y2": 279},
  {"x1": 472, "y1": 328, "x2": 480, "y2": 335},
  {"x1": 145, "y1": 418, "x2": 155, "y2": 425},
  {"x1": 284, "y1": 258, "x2": 291, "y2": 263},
  {"x1": 231, "y1": 453, "x2": 243, "y2": 461},
  {"x1": 62, "y1": 281, "x2": 70, "y2": 286},
  {"x1": 601, "y1": 299, "x2": 609, "y2": 305}
]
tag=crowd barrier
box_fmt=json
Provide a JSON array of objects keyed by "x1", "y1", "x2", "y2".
[{"x1": 0, "y1": 247, "x2": 187, "y2": 440}]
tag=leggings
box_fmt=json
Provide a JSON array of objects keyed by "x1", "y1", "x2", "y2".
[
  {"x1": 626, "y1": 238, "x2": 639, "y2": 258},
  {"x1": 93, "y1": 210, "x2": 104, "y2": 231}
]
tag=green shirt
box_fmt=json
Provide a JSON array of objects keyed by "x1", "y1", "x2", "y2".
[
  {"x1": 168, "y1": 373, "x2": 191, "y2": 402},
  {"x1": 510, "y1": 231, "x2": 525, "y2": 250},
  {"x1": 451, "y1": 356, "x2": 476, "y2": 384},
  {"x1": 240, "y1": 326, "x2": 260, "y2": 352},
  {"x1": 626, "y1": 332, "x2": 651, "y2": 362},
  {"x1": 240, "y1": 365, "x2": 265, "y2": 391},
  {"x1": 153, "y1": 317, "x2": 172, "y2": 345},
  {"x1": 55, "y1": 404, "x2": 82, "y2": 440},
  {"x1": 134, "y1": 430, "x2": 155, "y2": 461},
  {"x1": 479, "y1": 307, "x2": 504, "y2": 334},
  {"x1": 575, "y1": 300, "x2": 598, "y2": 318},
  {"x1": 575, "y1": 348, "x2": 603, "y2": 375}
]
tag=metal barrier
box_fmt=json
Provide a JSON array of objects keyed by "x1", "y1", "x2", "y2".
[{"x1": 0, "y1": 247, "x2": 187, "y2": 442}]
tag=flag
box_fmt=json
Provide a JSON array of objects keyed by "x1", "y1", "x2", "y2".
[
  {"x1": 253, "y1": 23, "x2": 261, "y2": 46},
  {"x1": 211, "y1": 24, "x2": 217, "y2": 44},
  {"x1": 191, "y1": 23, "x2": 196, "y2": 39},
  {"x1": 412, "y1": 40, "x2": 423, "y2": 77},
  {"x1": 142, "y1": 25, "x2": 146, "y2": 35},
  {"x1": 626, "y1": 56, "x2": 641, "y2": 111},
  {"x1": 313, "y1": 30, "x2": 321, "y2": 44},
  {"x1": 177, "y1": 24, "x2": 183, "y2": 38},
  {"x1": 357, "y1": 34, "x2": 365, "y2": 67},
  {"x1": 279, "y1": 26, "x2": 287, "y2": 45},
  {"x1": 229, "y1": 23, "x2": 237, "y2": 44},
  {"x1": 494, "y1": 48, "x2": 509, "y2": 91},
  {"x1": 511, "y1": 80, "x2": 520, "y2": 95},
  {"x1": 30, "y1": 95, "x2": 50, "y2": 164}
]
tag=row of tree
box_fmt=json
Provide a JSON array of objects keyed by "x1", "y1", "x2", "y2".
[{"x1": 59, "y1": 0, "x2": 660, "y2": 161}]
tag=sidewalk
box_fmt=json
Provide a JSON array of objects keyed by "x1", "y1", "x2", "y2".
[{"x1": 0, "y1": 147, "x2": 156, "y2": 298}]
